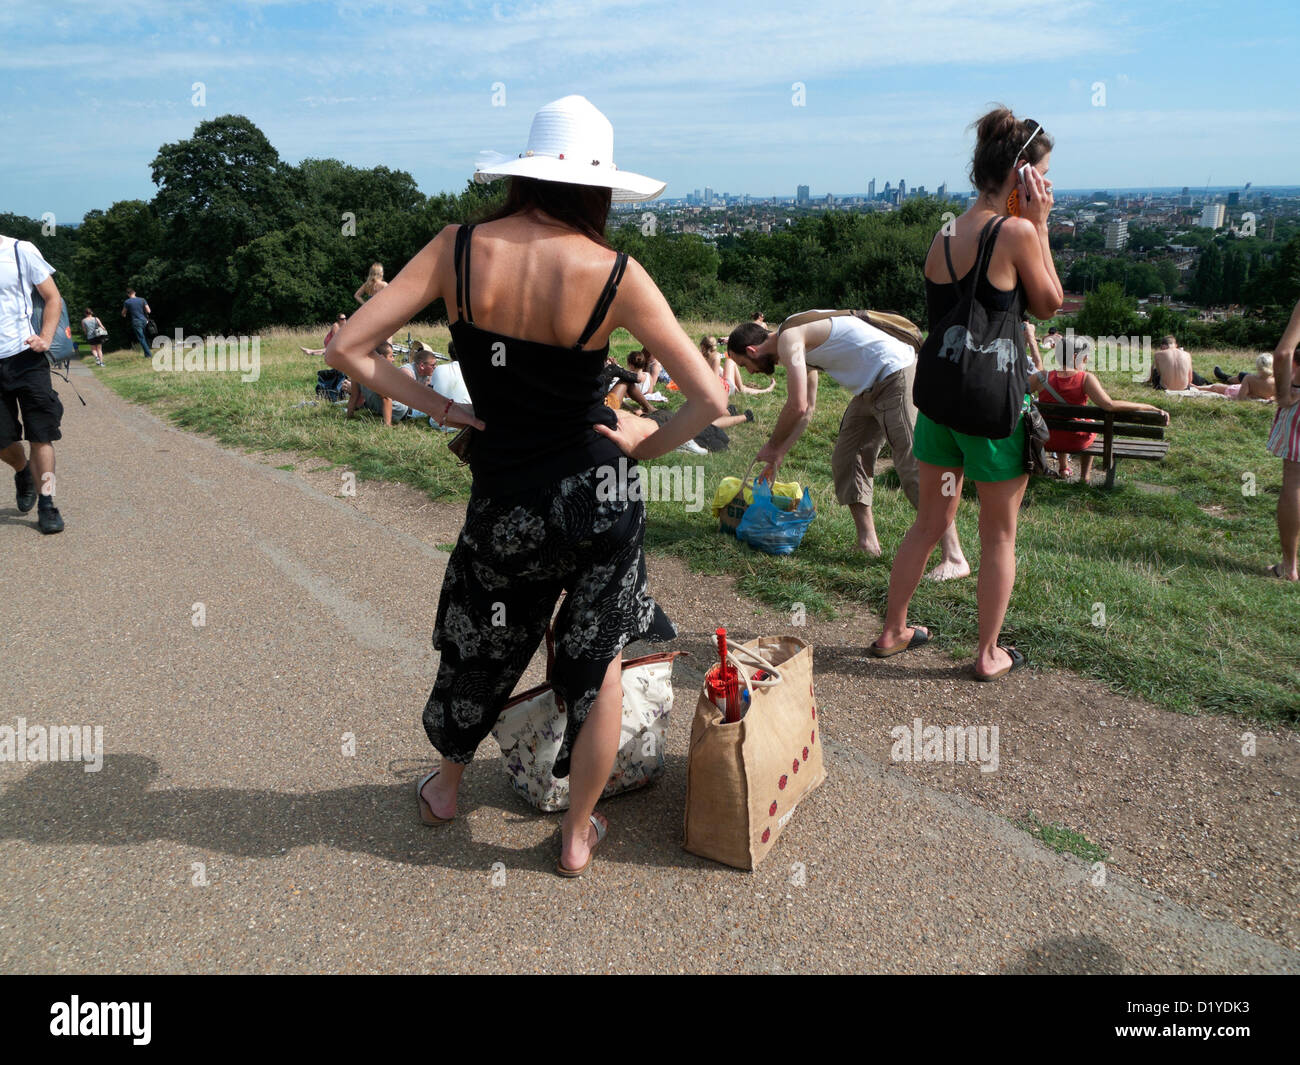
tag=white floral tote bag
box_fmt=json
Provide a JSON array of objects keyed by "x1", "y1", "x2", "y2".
[{"x1": 492, "y1": 635, "x2": 684, "y2": 813}]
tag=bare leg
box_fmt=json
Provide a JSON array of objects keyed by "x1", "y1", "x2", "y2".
[
  {"x1": 712, "y1": 414, "x2": 749, "y2": 429},
  {"x1": 29, "y1": 442, "x2": 54, "y2": 496},
  {"x1": 1276, "y1": 458, "x2": 1300, "y2": 580},
  {"x1": 1078, "y1": 453, "x2": 1094, "y2": 484},
  {"x1": 0, "y1": 441, "x2": 27, "y2": 473},
  {"x1": 560, "y1": 653, "x2": 623, "y2": 871},
  {"x1": 848, "y1": 502, "x2": 880, "y2": 555},
  {"x1": 876, "y1": 461, "x2": 962, "y2": 648},
  {"x1": 972, "y1": 475, "x2": 1028, "y2": 676}
]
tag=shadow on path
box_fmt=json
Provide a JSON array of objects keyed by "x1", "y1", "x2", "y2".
[{"x1": 0, "y1": 754, "x2": 706, "y2": 874}]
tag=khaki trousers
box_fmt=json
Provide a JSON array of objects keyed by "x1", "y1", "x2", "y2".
[{"x1": 830, "y1": 360, "x2": 920, "y2": 510}]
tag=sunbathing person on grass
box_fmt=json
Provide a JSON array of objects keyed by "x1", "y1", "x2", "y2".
[{"x1": 1192, "y1": 354, "x2": 1275, "y2": 401}]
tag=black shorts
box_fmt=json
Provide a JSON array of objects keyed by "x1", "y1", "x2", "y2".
[{"x1": 0, "y1": 349, "x2": 64, "y2": 448}]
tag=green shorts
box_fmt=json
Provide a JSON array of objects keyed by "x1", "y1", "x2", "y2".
[{"x1": 912, "y1": 409, "x2": 1026, "y2": 483}]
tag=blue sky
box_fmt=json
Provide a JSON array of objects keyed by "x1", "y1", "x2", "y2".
[{"x1": 2, "y1": 0, "x2": 1297, "y2": 221}]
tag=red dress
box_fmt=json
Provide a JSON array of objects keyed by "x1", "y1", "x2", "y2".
[{"x1": 1043, "y1": 371, "x2": 1097, "y2": 453}]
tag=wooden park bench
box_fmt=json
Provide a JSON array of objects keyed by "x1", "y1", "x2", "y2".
[{"x1": 1036, "y1": 403, "x2": 1169, "y2": 489}]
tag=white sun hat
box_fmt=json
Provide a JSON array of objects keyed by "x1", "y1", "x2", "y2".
[{"x1": 472, "y1": 94, "x2": 665, "y2": 203}]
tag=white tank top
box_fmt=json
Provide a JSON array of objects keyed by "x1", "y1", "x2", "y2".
[{"x1": 805, "y1": 315, "x2": 913, "y2": 395}]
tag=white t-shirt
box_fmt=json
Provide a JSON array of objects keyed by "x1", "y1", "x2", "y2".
[
  {"x1": 430, "y1": 360, "x2": 471, "y2": 404},
  {"x1": 803, "y1": 314, "x2": 913, "y2": 395},
  {"x1": 0, "y1": 236, "x2": 55, "y2": 359}
]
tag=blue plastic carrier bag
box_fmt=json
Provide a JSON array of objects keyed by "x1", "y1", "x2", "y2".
[{"x1": 735, "y1": 478, "x2": 815, "y2": 555}]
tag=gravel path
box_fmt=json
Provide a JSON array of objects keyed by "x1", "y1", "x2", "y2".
[{"x1": 0, "y1": 366, "x2": 1295, "y2": 974}]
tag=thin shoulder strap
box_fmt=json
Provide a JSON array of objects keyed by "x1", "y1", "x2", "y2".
[
  {"x1": 940, "y1": 231, "x2": 958, "y2": 286},
  {"x1": 574, "y1": 251, "x2": 628, "y2": 349},
  {"x1": 453, "y1": 223, "x2": 476, "y2": 324},
  {"x1": 939, "y1": 216, "x2": 998, "y2": 292}
]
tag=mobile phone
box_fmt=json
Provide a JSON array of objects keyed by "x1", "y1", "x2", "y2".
[{"x1": 1007, "y1": 164, "x2": 1034, "y2": 216}]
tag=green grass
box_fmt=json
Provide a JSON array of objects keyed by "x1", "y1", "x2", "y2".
[
  {"x1": 1014, "y1": 813, "x2": 1109, "y2": 863},
  {"x1": 95, "y1": 324, "x2": 1300, "y2": 725}
]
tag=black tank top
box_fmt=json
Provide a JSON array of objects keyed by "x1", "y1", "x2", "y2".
[
  {"x1": 924, "y1": 216, "x2": 1019, "y2": 329},
  {"x1": 449, "y1": 223, "x2": 629, "y2": 497}
]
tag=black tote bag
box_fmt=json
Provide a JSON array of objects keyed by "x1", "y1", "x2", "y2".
[{"x1": 913, "y1": 216, "x2": 1028, "y2": 439}]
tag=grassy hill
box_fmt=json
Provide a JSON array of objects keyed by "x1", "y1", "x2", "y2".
[{"x1": 95, "y1": 323, "x2": 1299, "y2": 724}]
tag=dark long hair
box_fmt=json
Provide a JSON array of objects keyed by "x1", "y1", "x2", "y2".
[{"x1": 475, "y1": 177, "x2": 613, "y2": 248}]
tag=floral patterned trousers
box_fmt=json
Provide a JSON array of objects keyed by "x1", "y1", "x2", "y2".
[{"x1": 425, "y1": 466, "x2": 676, "y2": 779}]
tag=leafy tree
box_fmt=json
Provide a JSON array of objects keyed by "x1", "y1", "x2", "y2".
[
  {"x1": 1075, "y1": 282, "x2": 1138, "y2": 337},
  {"x1": 229, "y1": 222, "x2": 335, "y2": 331},
  {"x1": 1190, "y1": 243, "x2": 1224, "y2": 306},
  {"x1": 1156, "y1": 259, "x2": 1181, "y2": 295},
  {"x1": 147, "y1": 115, "x2": 302, "y2": 331},
  {"x1": 1125, "y1": 225, "x2": 1164, "y2": 253},
  {"x1": 1222, "y1": 246, "x2": 1247, "y2": 304},
  {"x1": 67, "y1": 200, "x2": 163, "y2": 346},
  {"x1": 0, "y1": 212, "x2": 81, "y2": 273},
  {"x1": 1145, "y1": 304, "x2": 1187, "y2": 340},
  {"x1": 1074, "y1": 227, "x2": 1104, "y2": 252}
]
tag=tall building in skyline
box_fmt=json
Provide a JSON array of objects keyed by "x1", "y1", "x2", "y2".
[
  {"x1": 1105, "y1": 219, "x2": 1129, "y2": 250},
  {"x1": 868, "y1": 178, "x2": 876, "y2": 200},
  {"x1": 796, "y1": 184, "x2": 810, "y2": 204},
  {"x1": 1199, "y1": 203, "x2": 1226, "y2": 228},
  {"x1": 899, "y1": 178, "x2": 907, "y2": 199}
]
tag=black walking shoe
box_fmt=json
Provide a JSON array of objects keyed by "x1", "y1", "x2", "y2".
[
  {"x1": 37, "y1": 503, "x2": 64, "y2": 534},
  {"x1": 1213, "y1": 365, "x2": 1232, "y2": 383},
  {"x1": 14, "y1": 466, "x2": 37, "y2": 512},
  {"x1": 744, "y1": 409, "x2": 755, "y2": 422}
]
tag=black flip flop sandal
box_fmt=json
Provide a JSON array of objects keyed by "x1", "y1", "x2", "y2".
[
  {"x1": 974, "y1": 645, "x2": 1026, "y2": 682},
  {"x1": 869, "y1": 625, "x2": 932, "y2": 658}
]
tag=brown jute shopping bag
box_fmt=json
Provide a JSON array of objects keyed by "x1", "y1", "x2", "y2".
[{"x1": 683, "y1": 635, "x2": 826, "y2": 869}]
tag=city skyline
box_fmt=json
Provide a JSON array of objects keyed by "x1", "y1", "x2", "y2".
[{"x1": 3, "y1": 0, "x2": 1298, "y2": 220}]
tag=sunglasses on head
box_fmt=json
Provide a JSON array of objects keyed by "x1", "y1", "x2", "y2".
[{"x1": 1015, "y1": 123, "x2": 1042, "y2": 166}]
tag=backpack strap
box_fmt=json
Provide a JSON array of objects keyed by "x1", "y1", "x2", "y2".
[
  {"x1": 573, "y1": 251, "x2": 628, "y2": 349},
  {"x1": 12, "y1": 239, "x2": 27, "y2": 323}
]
